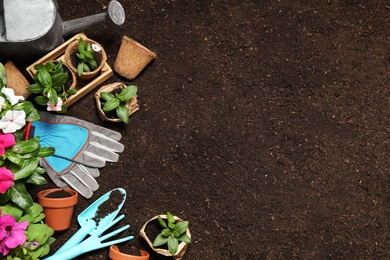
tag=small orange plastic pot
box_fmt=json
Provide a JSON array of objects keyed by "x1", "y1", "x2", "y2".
[
  {"x1": 37, "y1": 188, "x2": 78, "y2": 231},
  {"x1": 109, "y1": 245, "x2": 150, "y2": 260}
]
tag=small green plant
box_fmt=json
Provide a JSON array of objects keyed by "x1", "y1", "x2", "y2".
[
  {"x1": 152, "y1": 212, "x2": 192, "y2": 255},
  {"x1": 99, "y1": 85, "x2": 138, "y2": 124},
  {"x1": 27, "y1": 60, "x2": 77, "y2": 113},
  {"x1": 76, "y1": 38, "x2": 98, "y2": 76}
]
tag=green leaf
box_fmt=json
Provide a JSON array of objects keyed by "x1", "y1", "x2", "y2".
[
  {"x1": 0, "y1": 63, "x2": 7, "y2": 86},
  {"x1": 26, "y1": 109, "x2": 40, "y2": 121},
  {"x1": 168, "y1": 236, "x2": 179, "y2": 255},
  {"x1": 5, "y1": 150, "x2": 24, "y2": 165},
  {"x1": 38, "y1": 147, "x2": 55, "y2": 157},
  {"x1": 27, "y1": 83, "x2": 44, "y2": 94},
  {"x1": 47, "y1": 88, "x2": 58, "y2": 104},
  {"x1": 77, "y1": 62, "x2": 84, "y2": 76},
  {"x1": 37, "y1": 70, "x2": 52, "y2": 87},
  {"x1": 26, "y1": 172, "x2": 47, "y2": 185},
  {"x1": 34, "y1": 64, "x2": 46, "y2": 71},
  {"x1": 161, "y1": 228, "x2": 172, "y2": 236},
  {"x1": 14, "y1": 157, "x2": 39, "y2": 180},
  {"x1": 0, "y1": 203, "x2": 23, "y2": 221},
  {"x1": 116, "y1": 105, "x2": 129, "y2": 124},
  {"x1": 158, "y1": 215, "x2": 168, "y2": 228},
  {"x1": 83, "y1": 63, "x2": 90, "y2": 72},
  {"x1": 51, "y1": 72, "x2": 67, "y2": 88},
  {"x1": 35, "y1": 95, "x2": 50, "y2": 106},
  {"x1": 9, "y1": 182, "x2": 33, "y2": 209},
  {"x1": 153, "y1": 233, "x2": 169, "y2": 247},
  {"x1": 118, "y1": 85, "x2": 138, "y2": 101},
  {"x1": 66, "y1": 88, "x2": 77, "y2": 95},
  {"x1": 12, "y1": 139, "x2": 40, "y2": 154},
  {"x1": 78, "y1": 38, "x2": 85, "y2": 53},
  {"x1": 103, "y1": 98, "x2": 120, "y2": 112},
  {"x1": 173, "y1": 221, "x2": 189, "y2": 237},
  {"x1": 100, "y1": 92, "x2": 115, "y2": 101},
  {"x1": 167, "y1": 212, "x2": 175, "y2": 224},
  {"x1": 177, "y1": 233, "x2": 192, "y2": 244},
  {"x1": 88, "y1": 59, "x2": 97, "y2": 69}
]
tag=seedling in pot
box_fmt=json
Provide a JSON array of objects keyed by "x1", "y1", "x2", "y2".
[
  {"x1": 76, "y1": 37, "x2": 99, "y2": 76},
  {"x1": 153, "y1": 211, "x2": 192, "y2": 255},
  {"x1": 99, "y1": 85, "x2": 138, "y2": 124}
]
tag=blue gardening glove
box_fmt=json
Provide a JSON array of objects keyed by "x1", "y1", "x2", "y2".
[{"x1": 31, "y1": 111, "x2": 124, "y2": 199}]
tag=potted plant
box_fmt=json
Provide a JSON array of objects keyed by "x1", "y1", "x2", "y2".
[
  {"x1": 109, "y1": 245, "x2": 150, "y2": 260},
  {"x1": 26, "y1": 60, "x2": 77, "y2": 113},
  {"x1": 0, "y1": 63, "x2": 57, "y2": 258},
  {"x1": 0, "y1": 202, "x2": 55, "y2": 259},
  {"x1": 64, "y1": 37, "x2": 107, "y2": 81},
  {"x1": 37, "y1": 188, "x2": 78, "y2": 231},
  {"x1": 140, "y1": 212, "x2": 192, "y2": 260},
  {"x1": 95, "y1": 83, "x2": 139, "y2": 123}
]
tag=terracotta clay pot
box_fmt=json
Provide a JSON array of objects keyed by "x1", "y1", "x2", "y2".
[
  {"x1": 139, "y1": 215, "x2": 191, "y2": 260},
  {"x1": 64, "y1": 37, "x2": 107, "y2": 81},
  {"x1": 37, "y1": 188, "x2": 78, "y2": 231},
  {"x1": 109, "y1": 245, "x2": 150, "y2": 260},
  {"x1": 95, "y1": 82, "x2": 139, "y2": 123}
]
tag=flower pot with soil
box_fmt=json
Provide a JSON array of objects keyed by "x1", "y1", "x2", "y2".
[
  {"x1": 37, "y1": 188, "x2": 78, "y2": 231},
  {"x1": 95, "y1": 82, "x2": 139, "y2": 123},
  {"x1": 139, "y1": 212, "x2": 192, "y2": 260},
  {"x1": 27, "y1": 60, "x2": 77, "y2": 113},
  {"x1": 64, "y1": 37, "x2": 107, "y2": 81},
  {"x1": 109, "y1": 245, "x2": 150, "y2": 260}
]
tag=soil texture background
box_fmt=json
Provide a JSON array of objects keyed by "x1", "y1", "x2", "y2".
[{"x1": 6, "y1": 0, "x2": 390, "y2": 259}]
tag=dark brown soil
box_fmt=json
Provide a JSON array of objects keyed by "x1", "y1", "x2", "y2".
[
  {"x1": 7, "y1": 0, "x2": 390, "y2": 259},
  {"x1": 45, "y1": 189, "x2": 73, "y2": 198}
]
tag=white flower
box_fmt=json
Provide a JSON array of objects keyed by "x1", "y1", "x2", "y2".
[
  {"x1": 1, "y1": 88, "x2": 24, "y2": 105},
  {"x1": 92, "y1": 44, "x2": 101, "y2": 52},
  {"x1": 0, "y1": 96, "x2": 4, "y2": 112},
  {"x1": 0, "y1": 110, "x2": 26, "y2": 133},
  {"x1": 47, "y1": 97, "x2": 63, "y2": 112}
]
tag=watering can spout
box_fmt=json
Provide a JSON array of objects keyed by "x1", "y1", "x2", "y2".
[
  {"x1": 63, "y1": 1, "x2": 125, "y2": 38},
  {"x1": 63, "y1": 13, "x2": 107, "y2": 38}
]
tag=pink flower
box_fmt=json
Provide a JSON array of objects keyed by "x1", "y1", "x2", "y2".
[
  {"x1": 0, "y1": 214, "x2": 27, "y2": 256},
  {"x1": 0, "y1": 133, "x2": 15, "y2": 156},
  {"x1": 92, "y1": 44, "x2": 101, "y2": 52},
  {"x1": 0, "y1": 167, "x2": 14, "y2": 194},
  {"x1": 47, "y1": 97, "x2": 63, "y2": 112}
]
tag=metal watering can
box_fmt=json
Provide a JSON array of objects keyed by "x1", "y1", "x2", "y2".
[{"x1": 0, "y1": 0, "x2": 125, "y2": 60}]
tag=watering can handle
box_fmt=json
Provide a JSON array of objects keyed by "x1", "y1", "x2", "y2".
[{"x1": 55, "y1": 228, "x2": 89, "y2": 254}]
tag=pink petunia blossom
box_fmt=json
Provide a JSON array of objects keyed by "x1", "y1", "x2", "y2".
[
  {"x1": 0, "y1": 133, "x2": 15, "y2": 156},
  {"x1": 47, "y1": 97, "x2": 63, "y2": 112},
  {"x1": 0, "y1": 167, "x2": 14, "y2": 194},
  {"x1": 0, "y1": 214, "x2": 27, "y2": 256}
]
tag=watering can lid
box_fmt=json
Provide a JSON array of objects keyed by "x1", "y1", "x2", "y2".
[{"x1": 3, "y1": 0, "x2": 56, "y2": 42}]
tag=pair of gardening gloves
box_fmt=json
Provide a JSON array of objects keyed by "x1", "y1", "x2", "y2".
[{"x1": 29, "y1": 111, "x2": 124, "y2": 199}]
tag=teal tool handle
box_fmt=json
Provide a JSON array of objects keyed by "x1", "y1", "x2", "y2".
[{"x1": 54, "y1": 227, "x2": 88, "y2": 253}]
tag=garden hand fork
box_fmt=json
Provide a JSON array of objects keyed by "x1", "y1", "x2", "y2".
[{"x1": 44, "y1": 216, "x2": 134, "y2": 260}]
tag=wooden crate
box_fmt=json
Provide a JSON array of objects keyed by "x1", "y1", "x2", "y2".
[{"x1": 26, "y1": 33, "x2": 113, "y2": 107}]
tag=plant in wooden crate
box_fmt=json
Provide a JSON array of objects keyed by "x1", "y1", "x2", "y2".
[
  {"x1": 65, "y1": 37, "x2": 107, "y2": 81},
  {"x1": 27, "y1": 60, "x2": 77, "y2": 113}
]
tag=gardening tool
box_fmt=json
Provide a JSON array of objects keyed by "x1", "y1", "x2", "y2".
[
  {"x1": 44, "y1": 214, "x2": 134, "y2": 260},
  {"x1": 54, "y1": 188, "x2": 127, "y2": 254},
  {"x1": 0, "y1": 0, "x2": 125, "y2": 60}
]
